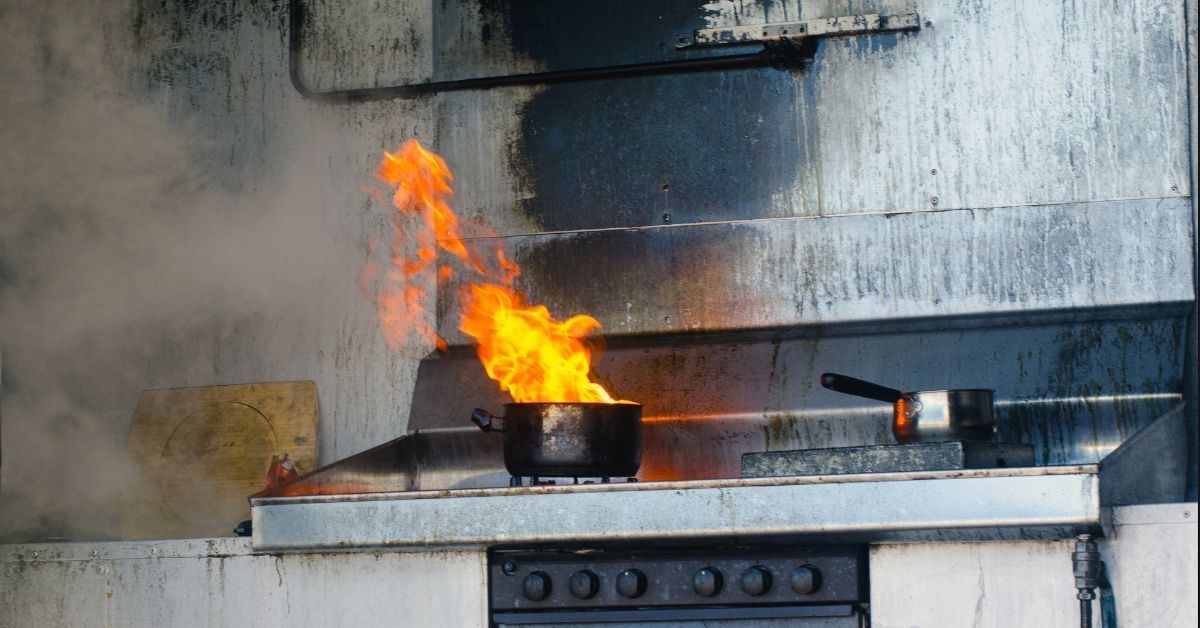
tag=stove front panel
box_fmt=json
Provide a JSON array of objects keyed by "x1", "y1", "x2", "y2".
[{"x1": 489, "y1": 545, "x2": 865, "y2": 626}]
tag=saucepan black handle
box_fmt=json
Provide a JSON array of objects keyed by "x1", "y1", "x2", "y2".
[
  {"x1": 471, "y1": 408, "x2": 506, "y2": 432},
  {"x1": 820, "y1": 373, "x2": 904, "y2": 404}
]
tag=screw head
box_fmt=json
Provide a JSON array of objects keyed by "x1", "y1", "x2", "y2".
[
  {"x1": 502, "y1": 560, "x2": 519, "y2": 575},
  {"x1": 930, "y1": 196, "x2": 939, "y2": 206}
]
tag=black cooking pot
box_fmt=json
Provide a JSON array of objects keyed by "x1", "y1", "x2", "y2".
[{"x1": 471, "y1": 402, "x2": 643, "y2": 478}]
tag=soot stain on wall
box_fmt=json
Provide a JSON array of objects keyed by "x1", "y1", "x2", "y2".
[{"x1": 474, "y1": 0, "x2": 815, "y2": 232}]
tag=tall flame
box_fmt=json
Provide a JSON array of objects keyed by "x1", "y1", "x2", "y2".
[
  {"x1": 460, "y1": 284, "x2": 618, "y2": 403},
  {"x1": 369, "y1": 139, "x2": 625, "y2": 404}
]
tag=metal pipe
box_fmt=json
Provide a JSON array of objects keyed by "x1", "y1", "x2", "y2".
[
  {"x1": 1073, "y1": 534, "x2": 1102, "y2": 628},
  {"x1": 287, "y1": 0, "x2": 781, "y2": 103},
  {"x1": 1099, "y1": 562, "x2": 1118, "y2": 628}
]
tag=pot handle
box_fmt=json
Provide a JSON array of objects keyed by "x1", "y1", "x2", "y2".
[
  {"x1": 471, "y1": 408, "x2": 506, "y2": 432},
  {"x1": 820, "y1": 373, "x2": 904, "y2": 403}
]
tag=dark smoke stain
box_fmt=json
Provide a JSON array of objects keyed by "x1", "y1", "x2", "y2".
[{"x1": 473, "y1": 0, "x2": 815, "y2": 231}]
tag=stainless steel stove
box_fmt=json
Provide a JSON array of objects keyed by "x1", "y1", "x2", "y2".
[{"x1": 248, "y1": 334, "x2": 1185, "y2": 627}]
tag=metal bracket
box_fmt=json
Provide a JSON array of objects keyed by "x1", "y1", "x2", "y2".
[{"x1": 677, "y1": 13, "x2": 921, "y2": 49}]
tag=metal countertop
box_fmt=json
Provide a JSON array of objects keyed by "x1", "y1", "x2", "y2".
[{"x1": 252, "y1": 465, "x2": 1100, "y2": 552}]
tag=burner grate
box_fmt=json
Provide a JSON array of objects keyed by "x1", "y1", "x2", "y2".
[{"x1": 509, "y1": 475, "x2": 638, "y2": 487}]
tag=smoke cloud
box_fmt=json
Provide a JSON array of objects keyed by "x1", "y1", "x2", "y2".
[{"x1": 0, "y1": 0, "x2": 381, "y2": 540}]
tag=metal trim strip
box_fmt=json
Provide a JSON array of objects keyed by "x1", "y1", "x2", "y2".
[{"x1": 252, "y1": 469, "x2": 1099, "y2": 552}]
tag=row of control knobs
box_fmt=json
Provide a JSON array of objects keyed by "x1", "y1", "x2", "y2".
[{"x1": 521, "y1": 565, "x2": 820, "y2": 601}]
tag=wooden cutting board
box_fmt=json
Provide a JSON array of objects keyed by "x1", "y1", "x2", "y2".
[{"x1": 122, "y1": 381, "x2": 318, "y2": 539}]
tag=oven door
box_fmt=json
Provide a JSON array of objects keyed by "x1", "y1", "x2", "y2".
[{"x1": 489, "y1": 546, "x2": 868, "y2": 627}]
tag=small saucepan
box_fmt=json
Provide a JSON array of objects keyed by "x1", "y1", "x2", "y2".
[
  {"x1": 820, "y1": 373, "x2": 995, "y2": 444},
  {"x1": 471, "y1": 402, "x2": 643, "y2": 478}
]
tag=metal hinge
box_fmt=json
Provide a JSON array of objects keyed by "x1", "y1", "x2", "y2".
[{"x1": 676, "y1": 13, "x2": 921, "y2": 49}]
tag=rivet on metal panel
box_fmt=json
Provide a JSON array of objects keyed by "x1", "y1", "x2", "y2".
[
  {"x1": 31, "y1": 551, "x2": 39, "y2": 559},
  {"x1": 1170, "y1": 185, "x2": 1179, "y2": 193},
  {"x1": 663, "y1": 213, "x2": 672, "y2": 223},
  {"x1": 503, "y1": 560, "x2": 519, "y2": 575},
  {"x1": 930, "y1": 197, "x2": 939, "y2": 206},
  {"x1": 930, "y1": 169, "x2": 938, "y2": 175},
  {"x1": 94, "y1": 564, "x2": 109, "y2": 575},
  {"x1": 91, "y1": 549, "x2": 99, "y2": 557},
  {"x1": 925, "y1": 20, "x2": 933, "y2": 27},
  {"x1": 1184, "y1": 510, "x2": 1191, "y2": 518}
]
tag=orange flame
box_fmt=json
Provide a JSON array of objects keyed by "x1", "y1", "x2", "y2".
[
  {"x1": 377, "y1": 141, "x2": 486, "y2": 274},
  {"x1": 460, "y1": 284, "x2": 623, "y2": 403},
  {"x1": 370, "y1": 139, "x2": 625, "y2": 404}
]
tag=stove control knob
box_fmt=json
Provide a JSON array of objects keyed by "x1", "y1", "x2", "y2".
[
  {"x1": 568, "y1": 570, "x2": 599, "y2": 599},
  {"x1": 616, "y1": 568, "x2": 647, "y2": 598},
  {"x1": 789, "y1": 565, "x2": 822, "y2": 595},
  {"x1": 740, "y1": 566, "x2": 773, "y2": 596},
  {"x1": 692, "y1": 567, "x2": 723, "y2": 597},
  {"x1": 522, "y1": 571, "x2": 552, "y2": 601}
]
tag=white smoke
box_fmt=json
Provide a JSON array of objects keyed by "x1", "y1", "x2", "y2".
[{"x1": 0, "y1": 0, "x2": 398, "y2": 540}]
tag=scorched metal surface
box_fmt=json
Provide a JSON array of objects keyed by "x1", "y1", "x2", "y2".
[{"x1": 471, "y1": 403, "x2": 643, "y2": 478}]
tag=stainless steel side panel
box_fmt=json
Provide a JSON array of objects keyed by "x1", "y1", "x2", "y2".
[
  {"x1": 438, "y1": 198, "x2": 1194, "y2": 342},
  {"x1": 252, "y1": 466, "x2": 1099, "y2": 552}
]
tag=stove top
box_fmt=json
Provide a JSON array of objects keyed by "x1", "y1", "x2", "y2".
[{"x1": 250, "y1": 464, "x2": 1101, "y2": 552}]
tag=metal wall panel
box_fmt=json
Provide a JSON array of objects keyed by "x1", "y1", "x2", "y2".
[
  {"x1": 870, "y1": 503, "x2": 1199, "y2": 628},
  {"x1": 1101, "y1": 503, "x2": 1200, "y2": 628},
  {"x1": 438, "y1": 198, "x2": 1194, "y2": 341},
  {"x1": 414, "y1": 317, "x2": 1184, "y2": 479},
  {"x1": 0, "y1": 539, "x2": 488, "y2": 627},
  {"x1": 432, "y1": 0, "x2": 1194, "y2": 233},
  {"x1": 871, "y1": 540, "x2": 1080, "y2": 627}
]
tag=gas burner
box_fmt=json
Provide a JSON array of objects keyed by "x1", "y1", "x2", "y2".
[{"x1": 508, "y1": 476, "x2": 639, "y2": 487}]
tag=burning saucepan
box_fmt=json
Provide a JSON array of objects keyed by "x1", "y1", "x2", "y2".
[
  {"x1": 471, "y1": 402, "x2": 643, "y2": 478},
  {"x1": 821, "y1": 373, "x2": 996, "y2": 444},
  {"x1": 372, "y1": 140, "x2": 640, "y2": 479}
]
